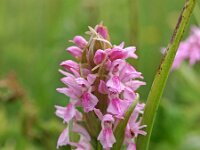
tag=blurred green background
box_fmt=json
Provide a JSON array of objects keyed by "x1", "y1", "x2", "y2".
[{"x1": 0, "y1": 0, "x2": 200, "y2": 150}]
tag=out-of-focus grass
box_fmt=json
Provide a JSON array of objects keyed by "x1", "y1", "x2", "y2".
[{"x1": 0, "y1": 0, "x2": 200, "y2": 149}]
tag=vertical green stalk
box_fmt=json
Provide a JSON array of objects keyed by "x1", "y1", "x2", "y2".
[
  {"x1": 128, "y1": 0, "x2": 139, "y2": 67},
  {"x1": 129, "y1": 0, "x2": 139, "y2": 46},
  {"x1": 136, "y1": 0, "x2": 196, "y2": 150},
  {"x1": 193, "y1": 3, "x2": 200, "y2": 25}
]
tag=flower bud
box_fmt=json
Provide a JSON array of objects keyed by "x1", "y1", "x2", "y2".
[
  {"x1": 96, "y1": 24, "x2": 109, "y2": 40},
  {"x1": 72, "y1": 36, "x2": 88, "y2": 49},
  {"x1": 94, "y1": 49, "x2": 106, "y2": 65},
  {"x1": 66, "y1": 46, "x2": 83, "y2": 58}
]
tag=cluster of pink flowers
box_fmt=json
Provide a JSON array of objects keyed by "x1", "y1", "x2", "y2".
[
  {"x1": 163, "y1": 26, "x2": 200, "y2": 70},
  {"x1": 55, "y1": 24, "x2": 147, "y2": 150}
]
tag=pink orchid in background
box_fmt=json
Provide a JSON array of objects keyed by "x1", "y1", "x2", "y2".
[
  {"x1": 55, "y1": 23, "x2": 147, "y2": 149},
  {"x1": 162, "y1": 26, "x2": 200, "y2": 70}
]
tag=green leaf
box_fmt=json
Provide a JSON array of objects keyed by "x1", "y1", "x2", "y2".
[
  {"x1": 136, "y1": 0, "x2": 196, "y2": 150},
  {"x1": 112, "y1": 98, "x2": 139, "y2": 150}
]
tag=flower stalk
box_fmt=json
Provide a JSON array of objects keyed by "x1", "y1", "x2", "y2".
[
  {"x1": 136, "y1": 0, "x2": 196, "y2": 150},
  {"x1": 194, "y1": 3, "x2": 200, "y2": 25}
]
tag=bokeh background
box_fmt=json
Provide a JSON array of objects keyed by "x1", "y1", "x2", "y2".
[{"x1": 0, "y1": 0, "x2": 200, "y2": 150}]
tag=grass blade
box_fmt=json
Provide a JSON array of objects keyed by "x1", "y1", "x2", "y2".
[{"x1": 136, "y1": 0, "x2": 196, "y2": 150}]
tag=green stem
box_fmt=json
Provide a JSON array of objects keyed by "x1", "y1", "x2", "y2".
[
  {"x1": 136, "y1": 0, "x2": 196, "y2": 150},
  {"x1": 97, "y1": 141, "x2": 103, "y2": 150},
  {"x1": 193, "y1": 3, "x2": 200, "y2": 25},
  {"x1": 129, "y1": 0, "x2": 139, "y2": 46},
  {"x1": 177, "y1": 63, "x2": 200, "y2": 97}
]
